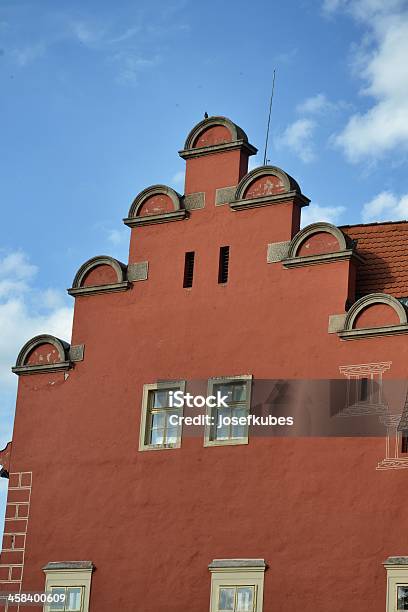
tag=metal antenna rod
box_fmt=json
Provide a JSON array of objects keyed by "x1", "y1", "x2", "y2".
[{"x1": 263, "y1": 69, "x2": 276, "y2": 166}]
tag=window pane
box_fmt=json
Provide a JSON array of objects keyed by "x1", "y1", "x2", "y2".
[
  {"x1": 398, "y1": 586, "x2": 408, "y2": 610},
  {"x1": 151, "y1": 412, "x2": 166, "y2": 430},
  {"x1": 152, "y1": 390, "x2": 169, "y2": 408},
  {"x1": 236, "y1": 587, "x2": 254, "y2": 611},
  {"x1": 215, "y1": 407, "x2": 231, "y2": 440},
  {"x1": 216, "y1": 385, "x2": 234, "y2": 403},
  {"x1": 233, "y1": 383, "x2": 247, "y2": 402},
  {"x1": 66, "y1": 587, "x2": 82, "y2": 611},
  {"x1": 165, "y1": 427, "x2": 179, "y2": 444},
  {"x1": 231, "y1": 407, "x2": 248, "y2": 438},
  {"x1": 218, "y1": 587, "x2": 235, "y2": 611},
  {"x1": 150, "y1": 428, "x2": 164, "y2": 445},
  {"x1": 50, "y1": 588, "x2": 65, "y2": 611}
]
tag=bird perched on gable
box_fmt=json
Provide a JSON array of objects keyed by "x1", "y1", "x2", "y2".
[{"x1": 204, "y1": 112, "x2": 209, "y2": 118}]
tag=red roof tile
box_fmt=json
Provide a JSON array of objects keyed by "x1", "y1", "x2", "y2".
[{"x1": 341, "y1": 221, "x2": 408, "y2": 298}]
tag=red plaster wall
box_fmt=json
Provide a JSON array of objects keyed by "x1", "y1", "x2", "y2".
[
  {"x1": 26, "y1": 344, "x2": 60, "y2": 366},
  {"x1": 354, "y1": 303, "x2": 400, "y2": 329},
  {"x1": 4, "y1": 136, "x2": 408, "y2": 612},
  {"x1": 138, "y1": 194, "x2": 175, "y2": 216},
  {"x1": 193, "y1": 125, "x2": 232, "y2": 148},
  {"x1": 244, "y1": 175, "x2": 286, "y2": 198},
  {"x1": 82, "y1": 265, "x2": 117, "y2": 287},
  {"x1": 297, "y1": 231, "x2": 341, "y2": 256}
]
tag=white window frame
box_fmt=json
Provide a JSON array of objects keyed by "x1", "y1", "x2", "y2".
[
  {"x1": 139, "y1": 380, "x2": 186, "y2": 451},
  {"x1": 209, "y1": 559, "x2": 266, "y2": 612},
  {"x1": 384, "y1": 557, "x2": 408, "y2": 612},
  {"x1": 204, "y1": 375, "x2": 252, "y2": 447},
  {"x1": 43, "y1": 562, "x2": 93, "y2": 612}
]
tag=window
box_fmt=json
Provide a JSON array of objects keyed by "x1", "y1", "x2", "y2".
[
  {"x1": 183, "y1": 251, "x2": 195, "y2": 288},
  {"x1": 401, "y1": 432, "x2": 408, "y2": 454},
  {"x1": 139, "y1": 381, "x2": 186, "y2": 451},
  {"x1": 209, "y1": 559, "x2": 266, "y2": 612},
  {"x1": 49, "y1": 587, "x2": 83, "y2": 611},
  {"x1": 218, "y1": 586, "x2": 255, "y2": 611},
  {"x1": 398, "y1": 586, "x2": 408, "y2": 610},
  {"x1": 43, "y1": 562, "x2": 93, "y2": 612},
  {"x1": 384, "y1": 557, "x2": 408, "y2": 612},
  {"x1": 205, "y1": 376, "x2": 252, "y2": 447},
  {"x1": 218, "y1": 246, "x2": 230, "y2": 284}
]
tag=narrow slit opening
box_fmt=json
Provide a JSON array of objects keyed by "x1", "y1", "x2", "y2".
[
  {"x1": 218, "y1": 246, "x2": 230, "y2": 284},
  {"x1": 183, "y1": 251, "x2": 195, "y2": 288}
]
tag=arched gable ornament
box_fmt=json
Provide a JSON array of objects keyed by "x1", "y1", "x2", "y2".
[
  {"x1": 123, "y1": 185, "x2": 187, "y2": 227},
  {"x1": 231, "y1": 166, "x2": 309, "y2": 211},
  {"x1": 179, "y1": 116, "x2": 257, "y2": 160},
  {"x1": 68, "y1": 256, "x2": 129, "y2": 297},
  {"x1": 12, "y1": 334, "x2": 72, "y2": 375}
]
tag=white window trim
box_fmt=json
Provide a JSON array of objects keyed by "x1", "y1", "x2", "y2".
[
  {"x1": 384, "y1": 557, "x2": 408, "y2": 612},
  {"x1": 209, "y1": 559, "x2": 266, "y2": 612},
  {"x1": 43, "y1": 562, "x2": 93, "y2": 612},
  {"x1": 204, "y1": 375, "x2": 252, "y2": 447},
  {"x1": 139, "y1": 380, "x2": 186, "y2": 451}
]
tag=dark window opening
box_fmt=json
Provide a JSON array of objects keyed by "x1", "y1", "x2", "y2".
[
  {"x1": 402, "y1": 432, "x2": 408, "y2": 454},
  {"x1": 218, "y1": 246, "x2": 230, "y2": 284},
  {"x1": 359, "y1": 377, "x2": 369, "y2": 402},
  {"x1": 183, "y1": 251, "x2": 195, "y2": 288}
]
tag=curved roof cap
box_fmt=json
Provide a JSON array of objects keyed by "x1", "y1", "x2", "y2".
[
  {"x1": 235, "y1": 165, "x2": 302, "y2": 201},
  {"x1": 127, "y1": 184, "x2": 182, "y2": 218},
  {"x1": 183, "y1": 116, "x2": 250, "y2": 150},
  {"x1": 288, "y1": 222, "x2": 351, "y2": 258},
  {"x1": 15, "y1": 334, "x2": 70, "y2": 368},
  {"x1": 71, "y1": 255, "x2": 127, "y2": 289}
]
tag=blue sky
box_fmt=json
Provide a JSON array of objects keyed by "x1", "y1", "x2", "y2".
[{"x1": 1, "y1": 0, "x2": 408, "y2": 530}]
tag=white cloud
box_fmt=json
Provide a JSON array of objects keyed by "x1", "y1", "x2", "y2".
[
  {"x1": 0, "y1": 251, "x2": 37, "y2": 280},
  {"x1": 11, "y1": 43, "x2": 45, "y2": 67},
  {"x1": 327, "y1": 1, "x2": 408, "y2": 162},
  {"x1": 301, "y1": 203, "x2": 346, "y2": 226},
  {"x1": 70, "y1": 21, "x2": 105, "y2": 46},
  {"x1": 113, "y1": 53, "x2": 160, "y2": 84},
  {"x1": 171, "y1": 171, "x2": 185, "y2": 187},
  {"x1": 277, "y1": 119, "x2": 316, "y2": 163},
  {"x1": 297, "y1": 93, "x2": 334, "y2": 114},
  {"x1": 0, "y1": 251, "x2": 73, "y2": 388},
  {"x1": 109, "y1": 27, "x2": 141, "y2": 44},
  {"x1": 107, "y1": 228, "x2": 128, "y2": 246},
  {"x1": 362, "y1": 191, "x2": 408, "y2": 222}
]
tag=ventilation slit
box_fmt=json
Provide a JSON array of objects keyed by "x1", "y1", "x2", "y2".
[
  {"x1": 218, "y1": 246, "x2": 230, "y2": 284},
  {"x1": 183, "y1": 252, "x2": 195, "y2": 288}
]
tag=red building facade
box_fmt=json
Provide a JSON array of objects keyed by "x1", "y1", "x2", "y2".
[{"x1": 2, "y1": 115, "x2": 408, "y2": 611}]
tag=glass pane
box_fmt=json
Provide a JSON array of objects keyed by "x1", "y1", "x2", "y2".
[
  {"x1": 152, "y1": 390, "x2": 170, "y2": 408},
  {"x1": 165, "y1": 427, "x2": 179, "y2": 444},
  {"x1": 218, "y1": 587, "x2": 235, "y2": 611},
  {"x1": 151, "y1": 412, "x2": 166, "y2": 429},
  {"x1": 150, "y1": 428, "x2": 164, "y2": 445},
  {"x1": 231, "y1": 407, "x2": 248, "y2": 439},
  {"x1": 215, "y1": 385, "x2": 233, "y2": 404},
  {"x1": 233, "y1": 383, "x2": 247, "y2": 402},
  {"x1": 398, "y1": 586, "x2": 408, "y2": 610},
  {"x1": 236, "y1": 587, "x2": 254, "y2": 611},
  {"x1": 49, "y1": 588, "x2": 65, "y2": 612},
  {"x1": 215, "y1": 407, "x2": 230, "y2": 440},
  {"x1": 66, "y1": 587, "x2": 82, "y2": 611}
]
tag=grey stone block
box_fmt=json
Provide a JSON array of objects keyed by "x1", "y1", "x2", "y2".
[
  {"x1": 267, "y1": 241, "x2": 290, "y2": 263},
  {"x1": 183, "y1": 192, "x2": 205, "y2": 210},
  {"x1": 215, "y1": 186, "x2": 236, "y2": 206},
  {"x1": 69, "y1": 345, "x2": 85, "y2": 362},
  {"x1": 328, "y1": 314, "x2": 347, "y2": 334},
  {"x1": 128, "y1": 261, "x2": 149, "y2": 282}
]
